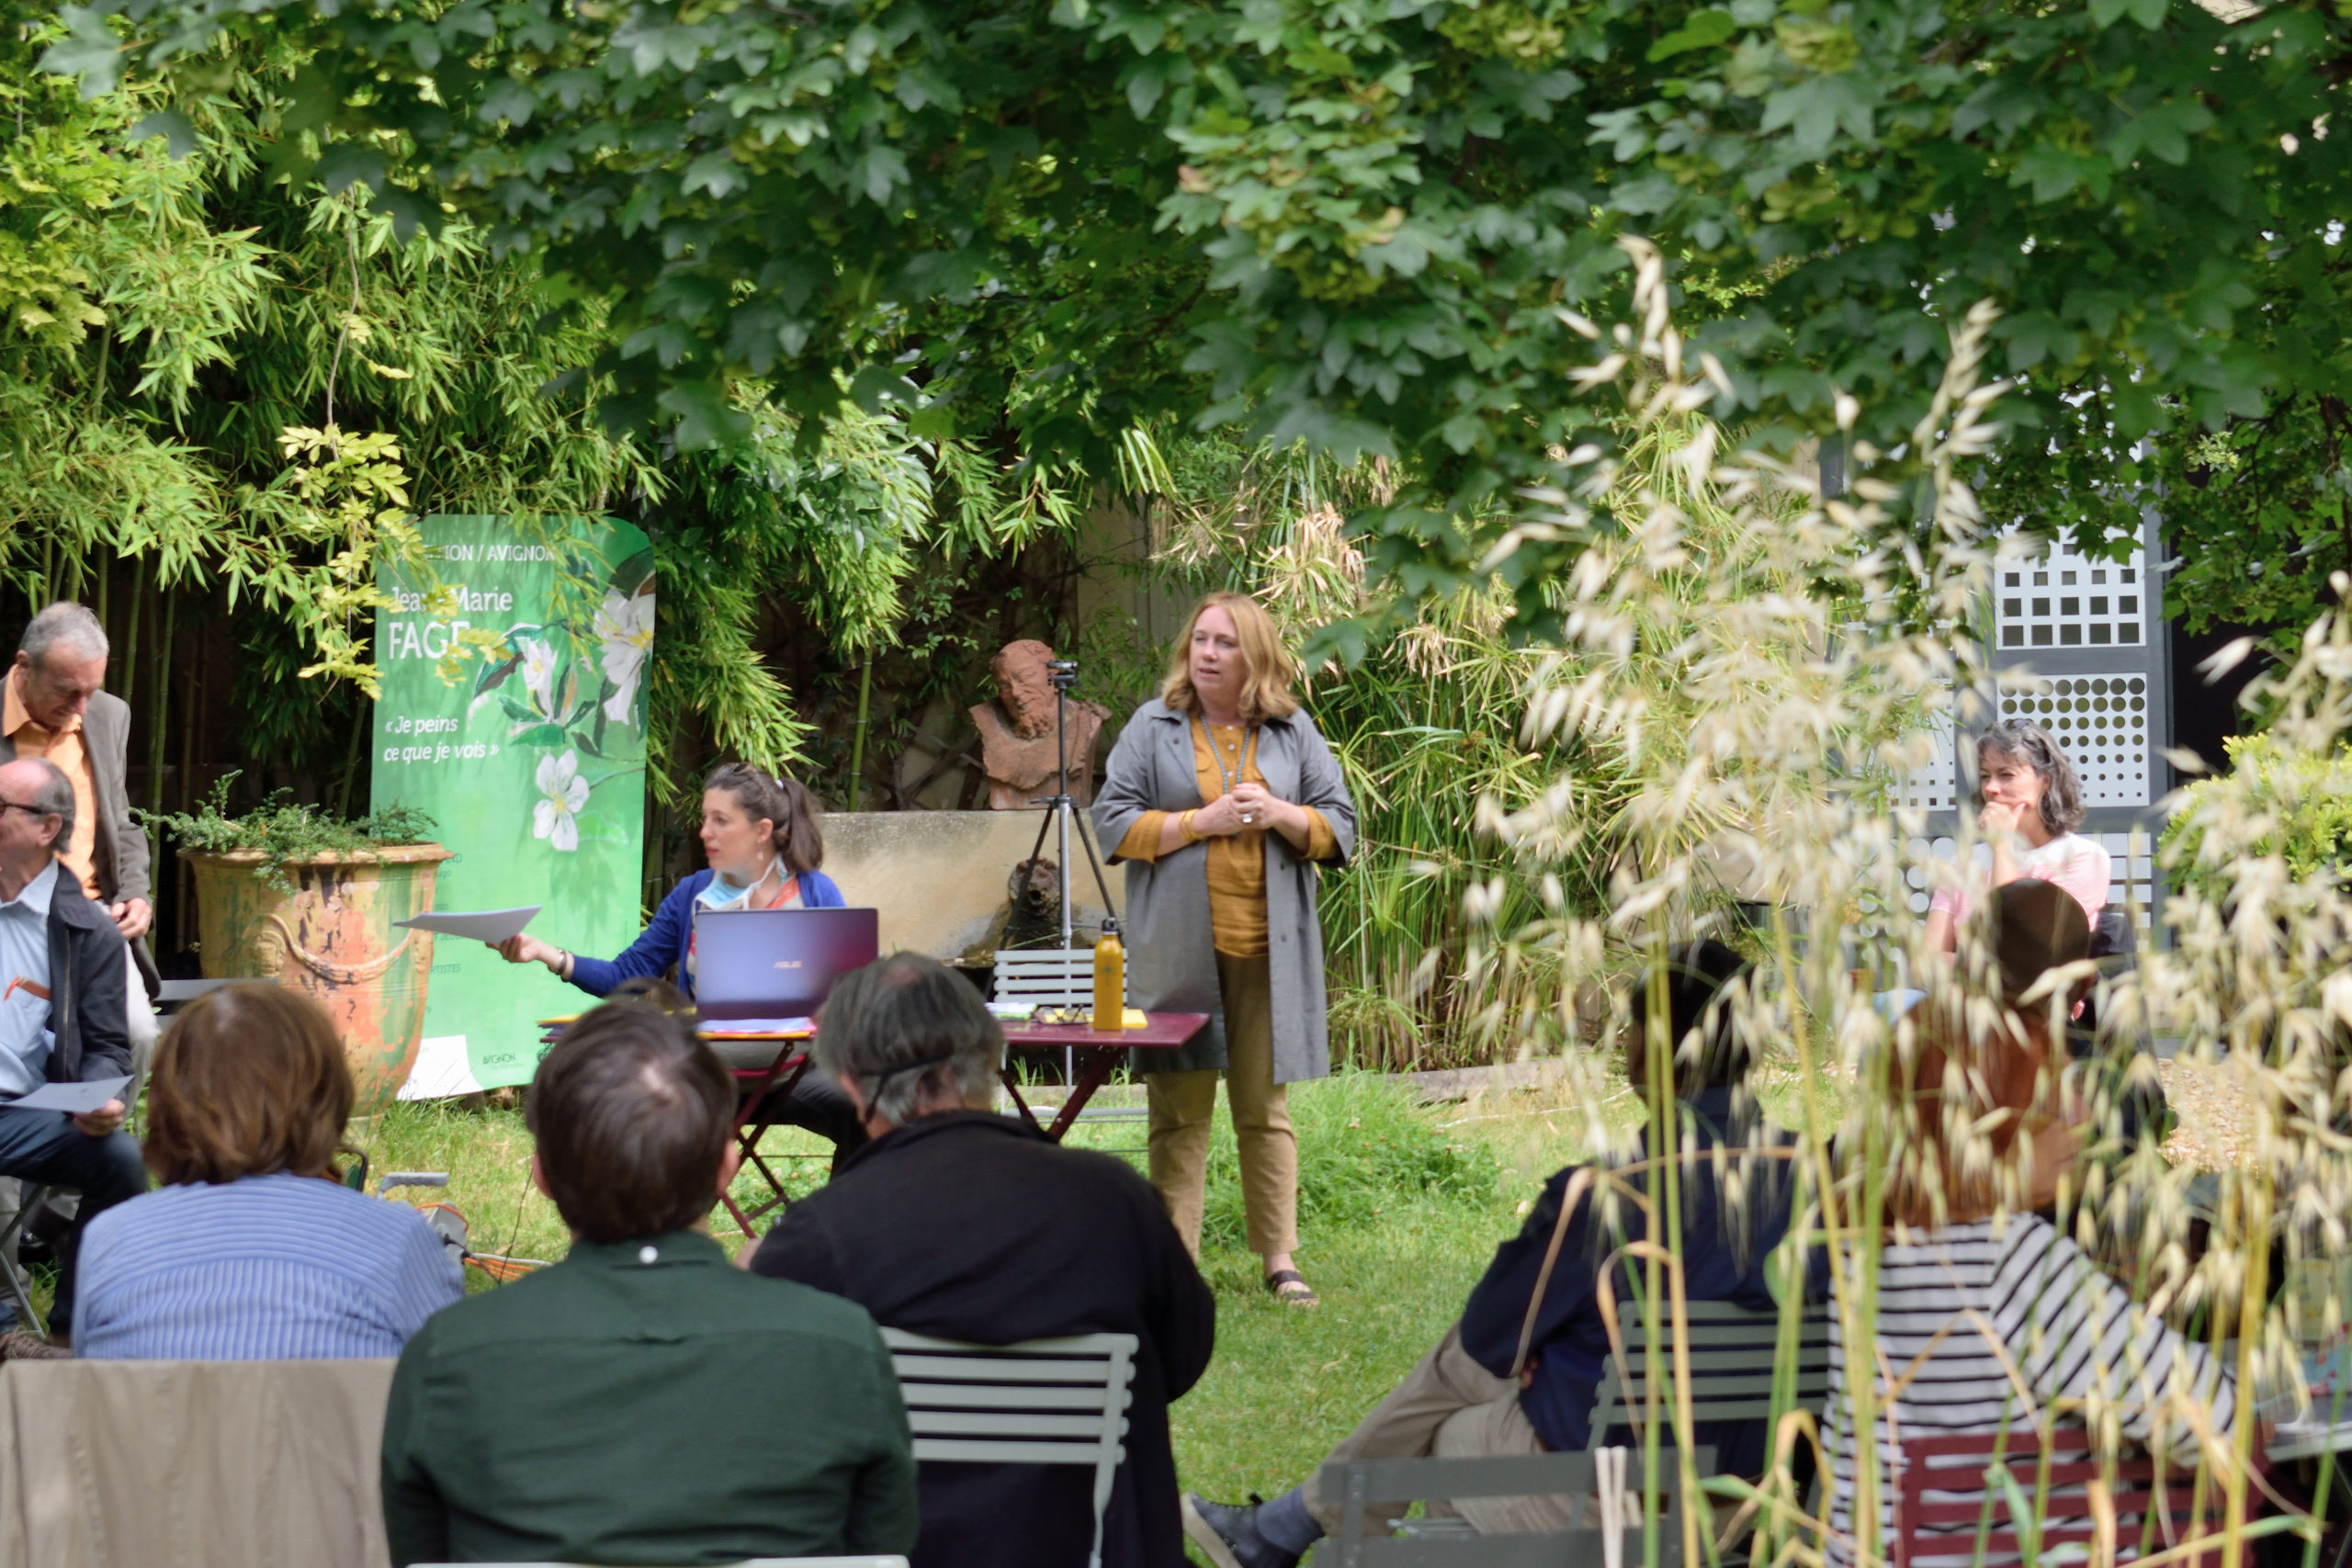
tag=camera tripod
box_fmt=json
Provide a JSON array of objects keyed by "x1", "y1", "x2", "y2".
[{"x1": 1021, "y1": 659, "x2": 1116, "y2": 953}]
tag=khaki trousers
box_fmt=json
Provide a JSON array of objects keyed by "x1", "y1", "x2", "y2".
[
  {"x1": 1146, "y1": 950, "x2": 1296, "y2": 1258},
  {"x1": 1308, "y1": 1321, "x2": 1573, "y2": 1536}
]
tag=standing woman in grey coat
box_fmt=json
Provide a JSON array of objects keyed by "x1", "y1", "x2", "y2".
[{"x1": 1094, "y1": 592, "x2": 1356, "y2": 1307}]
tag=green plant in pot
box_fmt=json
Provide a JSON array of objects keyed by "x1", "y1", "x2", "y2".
[{"x1": 143, "y1": 777, "x2": 448, "y2": 1111}]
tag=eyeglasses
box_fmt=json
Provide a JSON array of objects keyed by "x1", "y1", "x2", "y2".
[{"x1": 0, "y1": 802, "x2": 49, "y2": 820}]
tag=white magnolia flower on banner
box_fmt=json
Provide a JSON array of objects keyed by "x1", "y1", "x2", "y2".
[
  {"x1": 594, "y1": 590, "x2": 655, "y2": 725},
  {"x1": 518, "y1": 636, "x2": 560, "y2": 717},
  {"x1": 533, "y1": 750, "x2": 590, "y2": 852}
]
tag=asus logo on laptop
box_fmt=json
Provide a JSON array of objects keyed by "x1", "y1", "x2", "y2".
[{"x1": 774, "y1": 960, "x2": 803, "y2": 969}]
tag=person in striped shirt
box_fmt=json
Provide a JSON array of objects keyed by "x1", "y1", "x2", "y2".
[
  {"x1": 72, "y1": 984, "x2": 463, "y2": 1359},
  {"x1": 1824, "y1": 887, "x2": 2231, "y2": 1566}
]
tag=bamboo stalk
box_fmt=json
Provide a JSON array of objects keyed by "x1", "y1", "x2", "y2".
[
  {"x1": 849, "y1": 652, "x2": 873, "y2": 811},
  {"x1": 149, "y1": 586, "x2": 173, "y2": 947},
  {"x1": 119, "y1": 557, "x2": 141, "y2": 723},
  {"x1": 148, "y1": 586, "x2": 172, "y2": 819}
]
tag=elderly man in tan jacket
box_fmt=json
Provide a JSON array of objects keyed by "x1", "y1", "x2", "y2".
[{"x1": 0, "y1": 604, "x2": 155, "y2": 1057}]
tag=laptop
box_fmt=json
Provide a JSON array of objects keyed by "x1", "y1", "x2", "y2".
[{"x1": 692, "y1": 906, "x2": 880, "y2": 1029}]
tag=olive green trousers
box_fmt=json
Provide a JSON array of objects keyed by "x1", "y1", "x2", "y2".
[{"x1": 1144, "y1": 950, "x2": 1298, "y2": 1257}]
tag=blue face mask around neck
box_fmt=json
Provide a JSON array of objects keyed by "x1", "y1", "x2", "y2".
[{"x1": 697, "y1": 856, "x2": 784, "y2": 912}]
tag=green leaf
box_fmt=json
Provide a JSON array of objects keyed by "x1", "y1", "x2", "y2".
[
  {"x1": 682, "y1": 152, "x2": 745, "y2": 199},
  {"x1": 1648, "y1": 9, "x2": 1736, "y2": 62},
  {"x1": 656, "y1": 382, "x2": 753, "y2": 452},
  {"x1": 37, "y1": 7, "x2": 122, "y2": 96},
  {"x1": 127, "y1": 110, "x2": 198, "y2": 158},
  {"x1": 473, "y1": 654, "x2": 521, "y2": 698}
]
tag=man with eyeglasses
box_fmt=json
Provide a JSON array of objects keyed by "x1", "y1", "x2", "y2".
[{"x1": 0, "y1": 755, "x2": 145, "y2": 1353}]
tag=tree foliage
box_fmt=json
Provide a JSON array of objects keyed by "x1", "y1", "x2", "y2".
[
  {"x1": 46, "y1": 0, "x2": 2352, "y2": 648},
  {"x1": 0, "y1": 24, "x2": 1096, "y2": 803}
]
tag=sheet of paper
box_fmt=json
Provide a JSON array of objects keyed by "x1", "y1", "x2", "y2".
[
  {"x1": 697, "y1": 1017, "x2": 815, "y2": 1037},
  {"x1": 393, "y1": 907, "x2": 542, "y2": 943},
  {"x1": 8, "y1": 1075, "x2": 132, "y2": 1114}
]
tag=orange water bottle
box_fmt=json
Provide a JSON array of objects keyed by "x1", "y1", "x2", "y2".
[{"x1": 1091, "y1": 918, "x2": 1125, "y2": 1032}]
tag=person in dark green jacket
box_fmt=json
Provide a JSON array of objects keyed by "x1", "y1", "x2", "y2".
[{"x1": 379, "y1": 992, "x2": 918, "y2": 1567}]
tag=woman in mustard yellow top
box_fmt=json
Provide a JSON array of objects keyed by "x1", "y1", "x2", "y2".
[{"x1": 1093, "y1": 592, "x2": 1357, "y2": 1306}]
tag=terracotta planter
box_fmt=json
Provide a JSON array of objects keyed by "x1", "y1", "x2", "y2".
[{"x1": 183, "y1": 844, "x2": 455, "y2": 1113}]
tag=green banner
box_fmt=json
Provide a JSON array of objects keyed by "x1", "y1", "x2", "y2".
[{"x1": 371, "y1": 515, "x2": 654, "y2": 1093}]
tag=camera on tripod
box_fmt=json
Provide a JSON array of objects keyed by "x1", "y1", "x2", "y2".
[{"x1": 1046, "y1": 659, "x2": 1080, "y2": 693}]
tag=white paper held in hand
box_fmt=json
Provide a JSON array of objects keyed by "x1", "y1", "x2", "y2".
[
  {"x1": 9, "y1": 1075, "x2": 133, "y2": 1114},
  {"x1": 393, "y1": 907, "x2": 543, "y2": 944}
]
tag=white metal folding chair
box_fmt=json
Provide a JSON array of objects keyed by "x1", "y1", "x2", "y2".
[
  {"x1": 989, "y1": 948, "x2": 1096, "y2": 1011},
  {"x1": 989, "y1": 950, "x2": 1143, "y2": 1145},
  {"x1": 881, "y1": 1327, "x2": 1138, "y2": 1568}
]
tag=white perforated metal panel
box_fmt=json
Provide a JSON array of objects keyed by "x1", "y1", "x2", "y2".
[
  {"x1": 1998, "y1": 676, "x2": 2153, "y2": 807},
  {"x1": 1892, "y1": 715, "x2": 1961, "y2": 812},
  {"x1": 1996, "y1": 538, "x2": 2148, "y2": 650}
]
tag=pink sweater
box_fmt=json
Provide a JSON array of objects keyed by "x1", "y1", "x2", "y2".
[{"x1": 1928, "y1": 832, "x2": 2111, "y2": 925}]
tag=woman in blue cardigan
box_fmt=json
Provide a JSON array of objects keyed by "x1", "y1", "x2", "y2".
[{"x1": 492, "y1": 761, "x2": 864, "y2": 1155}]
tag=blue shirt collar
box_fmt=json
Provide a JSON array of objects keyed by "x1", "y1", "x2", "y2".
[{"x1": 3, "y1": 860, "x2": 60, "y2": 921}]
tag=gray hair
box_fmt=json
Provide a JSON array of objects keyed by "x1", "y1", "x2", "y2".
[
  {"x1": 19, "y1": 603, "x2": 107, "y2": 668},
  {"x1": 20, "y1": 759, "x2": 73, "y2": 851},
  {"x1": 1974, "y1": 717, "x2": 2086, "y2": 837},
  {"x1": 811, "y1": 953, "x2": 1001, "y2": 1130}
]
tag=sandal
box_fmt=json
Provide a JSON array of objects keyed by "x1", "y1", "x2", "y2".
[{"x1": 1264, "y1": 1269, "x2": 1320, "y2": 1308}]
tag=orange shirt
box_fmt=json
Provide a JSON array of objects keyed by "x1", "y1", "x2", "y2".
[
  {"x1": 1114, "y1": 719, "x2": 1340, "y2": 957},
  {"x1": 2, "y1": 671, "x2": 99, "y2": 900}
]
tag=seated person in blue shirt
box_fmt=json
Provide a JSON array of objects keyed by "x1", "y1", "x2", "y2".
[
  {"x1": 73, "y1": 982, "x2": 464, "y2": 1359},
  {"x1": 492, "y1": 761, "x2": 864, "y2": 1154},
  {"x1": 0, "y1": 757, "x2": 148, "y2": 1353},
  {"x1": 379, "y1": 994, "x2": 917, "y2": 1568},
  {"x1": 1184, "y1": 940, "x2": 1818, "y2": 1568}
]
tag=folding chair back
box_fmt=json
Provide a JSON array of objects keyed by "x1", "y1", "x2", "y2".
[
  {"x1": 0, "y1": 1357, "x2": 397, "y2": 1567},
  {"x1": 989, "y1": 949, "x2": 1102, "y2": 1010},
  {"x1": 1316, "y1": 1447, "x2": 1706, "y2": 1567},
  {"x1": 1587, "y1": 1299, "x2": 1832, "y2": 1447},
  {"x1": 881, "y1": 1327, "x2": 1136, "y2": 1568},
  {"x1": 1894, "y1": 1429, "x2": 2221, "y2": 1568}
]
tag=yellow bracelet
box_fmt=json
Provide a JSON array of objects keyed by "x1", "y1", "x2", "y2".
[{"x1": 1178, "y1": 810, "x2": 1198, "y2": 843}]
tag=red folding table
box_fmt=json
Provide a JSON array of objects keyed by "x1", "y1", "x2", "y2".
[
  {"x1": 706, "y1": 1028, "x2": 816, "y2": 1235},
  {"x1": 545, "y1": 1011, "x2": 1208, "y2": 1231},
  {"x1": 998, "y1": 1011, "x2": 1210, "y2": 1142}
]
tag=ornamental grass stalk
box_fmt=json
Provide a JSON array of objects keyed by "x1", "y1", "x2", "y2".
[{"x1": 1435, "y1": 235, "x2": 2343, "y2": 1568}]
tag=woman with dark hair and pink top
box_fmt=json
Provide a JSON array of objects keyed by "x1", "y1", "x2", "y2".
[{"x1": 1924, "y1": 719, "x2": 2110, "y2": 954}]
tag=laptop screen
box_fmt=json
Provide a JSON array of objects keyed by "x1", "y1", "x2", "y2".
[{"x1": 692, "y1": 907, "x2": 880, "y2": 1021}]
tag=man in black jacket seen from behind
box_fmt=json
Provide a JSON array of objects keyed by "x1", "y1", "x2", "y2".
[{"x1": 751, "y1": 953, "x2": 1216, "y2": 1568}]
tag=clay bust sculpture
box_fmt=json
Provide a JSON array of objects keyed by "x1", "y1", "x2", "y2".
[{"x1": 970, "y1": 639, "x2": 1109, "y2": 810}]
